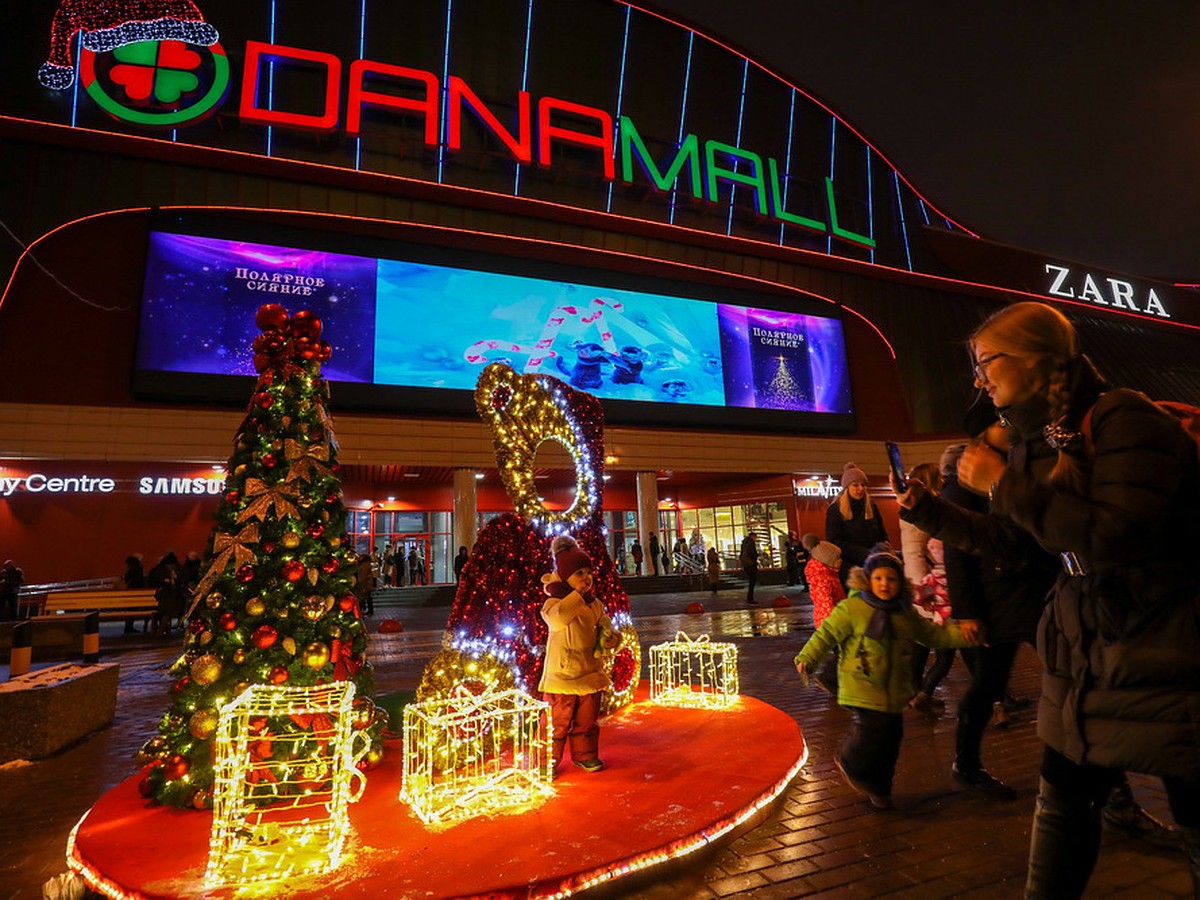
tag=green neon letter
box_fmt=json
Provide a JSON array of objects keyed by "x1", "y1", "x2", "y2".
[
  {"x1": 767, "y1": 158, "x2": 826, "y2": 233},
  {"x1": 619, "y1": 116, "x2": 702, "y2": 198},
  {"x1": 706, "y1": 141, "x2": 767, "y2": 215},
  {"x1": 825, "y1": 177, "x2": 875, "y2": 248}
]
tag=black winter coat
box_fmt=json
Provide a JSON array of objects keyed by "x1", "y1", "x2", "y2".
[
  {"x1": 825, "y1": 495, "x2": 888, "y2": 580},
  {"x1": 938, "y1": 466, "x2": 1053, "y2": 645},
  {"x1": 908, "y1": 359, "x2": 1200, "y2": 778}
]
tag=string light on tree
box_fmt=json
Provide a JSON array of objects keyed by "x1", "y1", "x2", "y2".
[{"x1": 139, "y1": 303, "x2": 383, "y2": 810}]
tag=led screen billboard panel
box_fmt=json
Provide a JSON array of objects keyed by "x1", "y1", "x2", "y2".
[{"x1": 133, "y1": 218, "x2": 855, "y2": 432}]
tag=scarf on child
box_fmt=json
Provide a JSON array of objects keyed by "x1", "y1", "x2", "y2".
[{"x1": 860, "y1": 591, "x2": 908, "y2": 641}]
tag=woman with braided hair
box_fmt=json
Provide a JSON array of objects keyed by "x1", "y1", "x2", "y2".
[{"x1": 896, "y1": 301, "x2": 1200, "y2": 897}]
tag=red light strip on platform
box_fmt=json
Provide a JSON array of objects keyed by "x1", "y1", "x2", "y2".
[
  {"x1": 66, "y1": 818, "x2": 138, "y2": 900},
  {"x1": 616, "y1": 2, "x2": 977, "y2": 239},
  {"x1": 546, "y1": 735, "x2": 809, "y2": 898}
]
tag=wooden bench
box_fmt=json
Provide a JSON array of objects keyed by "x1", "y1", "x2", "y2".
[{"x1": 39, "y1": 589, "x2": 158, "y2": 621}]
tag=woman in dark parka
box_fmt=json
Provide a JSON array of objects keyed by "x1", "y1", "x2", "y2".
[{"x1": 898, "y1": 301, "x2": 1200, "y2": 897}]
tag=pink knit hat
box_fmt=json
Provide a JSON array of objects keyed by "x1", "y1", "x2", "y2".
[{"x1": 552, "y1": 536, "x2": 592, "y2": 581}]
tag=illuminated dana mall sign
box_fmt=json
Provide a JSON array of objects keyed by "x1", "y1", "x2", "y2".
[{"x1": 31, "y1": 4, "x2": 875, "y2": 247}]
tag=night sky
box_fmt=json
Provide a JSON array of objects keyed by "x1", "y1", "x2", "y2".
[{"x1": 650, "y1": 1, "x2": 1200, "y2": 282}]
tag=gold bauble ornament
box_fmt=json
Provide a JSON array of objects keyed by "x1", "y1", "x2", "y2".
[
  {"x1": 235, "y1": 681, "x2": 250, "y2": 695},
  {"x1": 245, "y1": 597, "x2": 266, "y2": 617},
  {"x1": 190, "y1": 653, "x2": 222, "y2": 685},
  {"x1": 329, "y1": 625, "x2": 341, "y2": 638},
  {"x1": 232, "y1": 648, "x2": 247, "y2": 664},
  {"x1": 204, "y1": 592, "x2": 224, "y2": 609},
  {"x1": 234, "y1": 464, "x2": 247, "y2": 477},
  {"x1": 188, "y1": 708, "x2": 219, "y2": 740},
  {"x1": 303, "y1": 641, "x2": 331, "y2": 669},
  {"x1": 282, "y1": 637, "x2": 297, "y2": 655},
  {"x1": 329, "y1": 535, "x2": 341, "y2": 548},
  {"x1": 199, "y1": 631, "x2": 214, "y2": 646},
  {"x1": 281, "y1": 532, "x2": 301, "y2": 549},
  {"x1": 301, "y1": 595, "x2": 326, "y2": 621}
]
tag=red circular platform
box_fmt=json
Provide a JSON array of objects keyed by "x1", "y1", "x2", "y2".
[{"x1": 68, "y1": 684, "x2": 806, "y2": 898}]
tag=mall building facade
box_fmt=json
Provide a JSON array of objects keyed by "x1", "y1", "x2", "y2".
[{"x1": 3, "y1": 0, "x2": 1198, "y2": 583}]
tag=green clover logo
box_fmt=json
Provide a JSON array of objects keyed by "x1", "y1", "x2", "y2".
[{"x1": 80, "y1": 40, "x2": 230, "y2": 127}]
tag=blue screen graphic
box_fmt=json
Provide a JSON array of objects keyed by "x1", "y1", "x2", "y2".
[{"x1": 136, "y1": 231, "x2": 854, "y2": 416}]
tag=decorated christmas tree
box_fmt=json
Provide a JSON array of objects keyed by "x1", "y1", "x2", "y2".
[
  {"x1": 417, "y1": 363, "x2": 640, "y2": 713},
  {"x1": 139, "y1": 303, "x2": 382, "y2": 809}
]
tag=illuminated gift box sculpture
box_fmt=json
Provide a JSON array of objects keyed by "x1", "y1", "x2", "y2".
[
  {"x1": 650, "y1": 632, "x2": 740, "y2": 709},
  {"x1": 401, "y1": 684, "x2": 553, "y2": 827},
  {"x1": 205, "y1": 682, "x2": 366, "y2": 888}
]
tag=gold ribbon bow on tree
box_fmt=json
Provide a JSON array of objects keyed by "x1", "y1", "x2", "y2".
[
  {"x1": 237, "y1": 477, "x2": 299, "y2": 524},
  {"x1": 282, "y1": 438, "x2": 331, "y2": 485},
  {"x1": 192, "y1": 522, "x2": 260, "y2": 601}
]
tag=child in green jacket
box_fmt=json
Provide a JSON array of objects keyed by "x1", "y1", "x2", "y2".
[{"x1": 795, "y1": 544, "x2": 982, "y2": 809}]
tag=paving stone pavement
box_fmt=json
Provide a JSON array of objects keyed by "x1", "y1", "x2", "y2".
[{"x1": 0, "y1": 585, "x2": 1191, "y2": 898}]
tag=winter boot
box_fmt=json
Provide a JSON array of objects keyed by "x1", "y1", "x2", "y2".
[
  {"x1": 1101, "y1": 777, "x2": 1180, "y2": 848},
  {"x1": 1026, "y1": 777, "x2": 1103, "y2": 899}
]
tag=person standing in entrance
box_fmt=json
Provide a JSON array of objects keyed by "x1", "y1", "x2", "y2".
[
  {"x1": 453, "y1": 546, "x2": 469, "y2": 583},
  {"x1": 707, "y1": 545, "x2": 722, "y2": 594},
  {"x1": 630, "y1": 539, "x2": 643, "y2": 576},
  {"x1": 648, "y1": 532, "x2": 660, "y2": 576},
  {"x1": 825, "y1": 462, "x2": 889, "y2": 583},
  {"x1": 739, "y1": 534, "x2": 759, "y2": 605}
]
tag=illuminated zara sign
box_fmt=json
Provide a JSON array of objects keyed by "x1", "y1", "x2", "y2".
[{"x1": 1044, "y1": 263, "x2": 1170, "y2": 319}]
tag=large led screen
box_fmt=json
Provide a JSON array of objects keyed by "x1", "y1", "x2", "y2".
[{"x1": 134, "y1": 224, "x2": 855, "y2": 431}]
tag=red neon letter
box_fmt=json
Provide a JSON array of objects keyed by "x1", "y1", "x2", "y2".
[
  {"x1": 347, "y1": 60, "x2": 439, "y2": 143},
  {"x1": 537, "y1": 97, "x2": 614, "y2": 179},
  {"x1": 239, "y1": 41, "x2": 341, "y2": 131},
  {"x1": 448, "y1": 76, "x2": 532, "y2": 163}
]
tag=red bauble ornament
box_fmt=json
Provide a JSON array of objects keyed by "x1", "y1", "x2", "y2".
[
  {"x1": 305, "y1": 522, "x2": 325, "y2": 538},
  {"x1": 378, "y1": 619, "x2": 404, "y2": 634},
  {"x1": 224, "y1": 490, "x2": 240, "y2": 505},
  {"x1": 262, "y1": 540, "x2": 277, "y2": 553},
  {"x1": 324, "y1": 492, "x2": 340, "y2": 504},
  {"x1": 320, "y1": 556, "x2": 340, "y2": 574},
  {"x1": 188, "y1": 617, "x2": 207, "y2": 634},
  {"x1": 772, "y1": 595, "x2": 792, "y2": 609},
  {"x1": 252, "y1": 353, "x2": 270, "y2": 373},
  {"x1": 163, "y1": 754, "x2": 190, "y2": 780},
  {"x1": 338, "y1": 593, "x2": 356, "y2": 612},
  {"x1": 219, "y1": 612, "x2": 238, "y2": 631},
  {"x1": 262, "y1": 452, "x2": 277, "y2": 468},
  {"x1": 290, "y1": 310, "x2": 323, "y2": 339},
  {"x1": 254, "y1": 392, "x2": 273, "y2": 410},
  {"x1": 256, "y1": 303, "x2": 289, "y2": 331},
  {"x1": 236, "y1": 565, "x2": 256, "y2": 584},
  {"x1": 316, "y1": 341, "x2": 332, "y2": 362},
  {"x1": 138, "y1": 775, "x2": 155, "y2": 798},
  {"x1": 282, "y1": 560, "x2": 306, "y2": 582},
  {"x1": 172, "y1": 675, "x2": 191, "y2": 694},
  {"x1": 294, "y1": 336, "x2": 319, "y2": 360},
  {"x1": 685, "y1": 601, "x2": 705, "y2": 615},
  {"x1": 252, "y1": 624, "x2": 279, "y2": 649},
  {"x1": 269, "y1": 665, "x2": 290, "y2": 685}
]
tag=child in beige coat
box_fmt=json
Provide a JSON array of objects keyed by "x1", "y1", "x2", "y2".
[{"x1": 539, "y1": 535, "x2": 620, "y2": 773}]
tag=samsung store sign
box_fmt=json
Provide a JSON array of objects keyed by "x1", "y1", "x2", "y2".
[{"x1": 0, "y1": 472, "x2": 225, "y2": 497}]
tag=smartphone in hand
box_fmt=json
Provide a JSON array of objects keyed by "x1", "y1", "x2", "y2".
[{"x1": 885, "y1": 441, "x2": 907, "y2": 493}]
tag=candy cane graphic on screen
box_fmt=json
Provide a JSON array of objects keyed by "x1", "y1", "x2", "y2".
[{"x1": 463, "y1": 297, "x2": 625, "y2": 372}]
